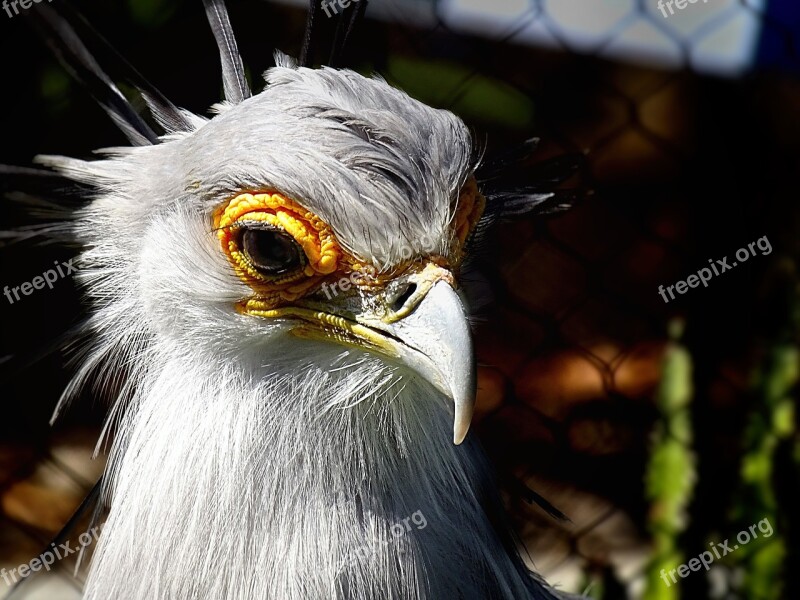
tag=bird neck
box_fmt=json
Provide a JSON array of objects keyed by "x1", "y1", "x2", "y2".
[{"x1": 84, "y1": 349, "x2": 548, "y2": 600}]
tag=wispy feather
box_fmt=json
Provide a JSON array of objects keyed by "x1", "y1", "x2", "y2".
[{"x1": 202, "y1": 0, "x2": 252, "y2": 104}]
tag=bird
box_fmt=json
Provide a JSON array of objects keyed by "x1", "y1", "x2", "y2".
[{"x1": 3, "y1": 1, "x2": 581, "y2": 598}]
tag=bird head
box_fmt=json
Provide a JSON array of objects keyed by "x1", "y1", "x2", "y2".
[{"x1": 48, "y1": 55, "x2": 482, "y2": 443}]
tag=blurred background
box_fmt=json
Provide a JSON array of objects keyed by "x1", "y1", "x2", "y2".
[{"x1": 1, "y1": 0, "x2": 799, "y2": 598}]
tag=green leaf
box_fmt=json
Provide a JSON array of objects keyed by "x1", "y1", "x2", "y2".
[{"x1": 386, "y1": 56, "x2": 534, "y2": 128}]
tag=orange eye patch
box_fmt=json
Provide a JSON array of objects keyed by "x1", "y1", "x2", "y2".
[
  {"x1": 214, "y1": 179, "x2": 485, "y2": 308},
  {"x1": 213, "y1": 192, "x2": 343, "y2": 302},
  {"x1": 451, "y1": 176, "x2": 486, "y2": 261}
]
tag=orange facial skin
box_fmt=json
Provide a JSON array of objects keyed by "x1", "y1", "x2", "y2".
[{"x1": 213, "y1": 177, "x2": 485, "y2": 310}]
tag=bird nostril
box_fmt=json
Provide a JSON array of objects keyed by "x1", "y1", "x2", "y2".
[{"x1": 391, "y1": 283, "x2": 417, "y2": 313}]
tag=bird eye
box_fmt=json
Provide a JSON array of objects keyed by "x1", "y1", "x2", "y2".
[
  {"x1": 214, "y1": 192, "x2": 340, "y2": 295},
  {"x1": 239, "y1": 225, "x2": 304, "y2": 275}
]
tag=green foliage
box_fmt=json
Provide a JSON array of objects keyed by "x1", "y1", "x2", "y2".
[
  {"x1": 385, "y1": 57, "x2": 535, "y2": 128},
  {"x1": 643, "y1": 327, "x2": 696, "y2": 600},
  {"x1": 40, "y1": 67, "x2": 72, "y2": 117},
  {"x1": 731, "y1": 345, "x2": 797, "y2": 600},
  {"x1": 646, "y1": 438, "x2": 694, "y2": 530},
  {"x1": 743, "y1": 538, "x2": 785, "y2": 600},
  {"x1": 127, "y1": 0, "x2": 180, "y2": 28},
  {"x1": 643, "y1": 552, "x2": 682, "y2": 600}
]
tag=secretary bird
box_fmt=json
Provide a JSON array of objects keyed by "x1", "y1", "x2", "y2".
[{"x1": 3, "y1": 1, "x2": 582, "y2": 598}]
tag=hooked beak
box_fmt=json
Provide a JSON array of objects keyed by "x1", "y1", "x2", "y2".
[
  {"x1": 243, "y1": 265, "x2": 477, "y2": 444},
  {"x1": 362, "y1": 280, "x2": 477, "y2": 444}
]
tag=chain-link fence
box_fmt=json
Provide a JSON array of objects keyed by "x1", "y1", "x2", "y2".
[{"x1": 1, "y1": 0, "x2": 798, "y2": 598}]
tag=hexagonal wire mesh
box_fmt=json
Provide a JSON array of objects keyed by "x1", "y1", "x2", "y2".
[{"x1": 0, "y1": 0, "x2": 798, "y2": 598}]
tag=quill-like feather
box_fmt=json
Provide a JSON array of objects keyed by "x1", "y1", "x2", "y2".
[
  {"x1": 50, "y1": 2, "x2": 194, "y2": 134},
  {"x1": 202, "y1": 0, "x2": 251, "y2": 104},
  {"x1": 300, "y1": 0, "x2": 323, "y2": 67},
  {"x1": 329, "y1": 0, "x2": 369, "y2": 67},
  {"x1": 28, "y1": 5, "x2": 159, "y2": 145}
]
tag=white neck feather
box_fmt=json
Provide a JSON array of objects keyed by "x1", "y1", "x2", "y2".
[{"x1": 84, "y1": 345, "x2": 552, "y2": 600}]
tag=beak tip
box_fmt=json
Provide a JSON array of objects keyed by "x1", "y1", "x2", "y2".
[
  {"x1": 452, "y1": 416, "x2": 471, "y2": 445},
  {"x1": 451, "y1": 369, "x2": 476, "y2": 447}
]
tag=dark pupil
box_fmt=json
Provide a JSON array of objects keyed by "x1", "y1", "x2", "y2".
[{"x1": 241, "y1": 228, "x2": 301, "y2": 274}]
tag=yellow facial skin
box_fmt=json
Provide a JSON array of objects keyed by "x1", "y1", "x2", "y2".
[
  {"x1": 213, "y1": 177, "x2": 485, "y2": 314},
  {"x1": 213, "y1": 192, "x2": 343, "y2": 303}
]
